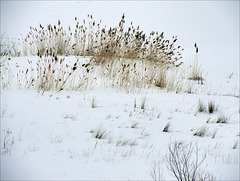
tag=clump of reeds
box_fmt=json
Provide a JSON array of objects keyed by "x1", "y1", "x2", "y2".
[
  {"x1": 10, "y1": 14, "x2": 183, "y2": 66},
  {"x1": 1, "y1": 55, "x2": 187, "y2": 93},
  {"x1": 18, "y1": 56, "x2": 94, "y2": 92},
  {"x1": 1, "y1": 14, "x2": 191, "y2": 92},
  {"x1": 189, "y1": 43, "x2": 204, "y2": 83}
]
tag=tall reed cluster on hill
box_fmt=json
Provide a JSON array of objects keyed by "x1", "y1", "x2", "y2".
[
  {"x1": 0, "y1": 14, "x2": 197, "y2": 93},
  {"x1": 2, "y1": 14, "x2": 183, "y2": 66}
]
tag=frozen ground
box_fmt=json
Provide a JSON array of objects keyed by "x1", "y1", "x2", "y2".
[
  {"x1": 1, "y1": 1, "x2": 239, "y2": 180},
  {"x1": 1, "y1": 56, "x2": 239, "y2": 180}
]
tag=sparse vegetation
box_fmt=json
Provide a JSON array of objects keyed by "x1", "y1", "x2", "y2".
[
  {"x1": 197, "y1": 99, "x2": 206, "y2": 113},
  {"x1": 189, "y1": 46, "x2": 204, "y2": 83},
  {"x1": 134, "y1": 98, "x2": 137, "y2": 111},
  {"x1": 156, "y1": 112, "x2": 161, "y2": 119},
  {"x1": 208, "y1": 101, "x2": 217, "y2": 114},
  {"x1": 28, "y1": 144, "x2": 39, "y2": 152},
  {"x1": 206, "y1": 117, "x2": 211, "y2": 123},
  {"x1": 63, "y1": 114, "x2": 77, "y2": 121},
  {"x1": 193, "y1": 126, "x2": 209, "y2": 137},
  {"x1": 1, "y1": 10, "x2": 238, "y2": 181},
  {"x1": 149, "y1": 160, "x2": 164, "y2": 181},
  {"x1": 141, "y1": 128, "x2": 150, "y2": 137},
  {"x1": 51, "y1": 135, "x2": 63, "y2": 143},
  {"x1": 2, "y1": 129, "x2": 14, "y2": 155},
  {"x1": 165, "y1": 141, "x2": 215, "y2": 181},
  {"x1": 216, "y1": 114, "x2": 229, "y2": 123},
  {"x1": 211, "y1": 129, "x2": 218, "y2": 139},
  {"x1": 92, "y1": 126, "x2": 108, "y2": 139},
  {"x1": 232, "y1": 141, "x2": 239, "y2": 149},
  {"x1": 116, "y1": 138, "x2": 137, "y2": 147},
  {"x1": 131, "y1": 122, "x2": 138, "y2": 128},
  {"x1": 196, "y1": 100, "x2": 218, "y2": 114},
  {"x1": 91, "y1": 96, "x2": 96, "y2": 108},
  {"x1": 163, "y1": 122, "x2": 171, "y2": 132},
  {"x1": 141, "y1": 95, "x2": 147, "y2": 110},
  {"x1": 1, "y1": 105, "x2": 8, "y2": 117}
]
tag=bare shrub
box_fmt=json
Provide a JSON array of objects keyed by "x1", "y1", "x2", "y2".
[
  {"x1": 165, "y1": 141, "x2": 215, "y2": 181},
  {"x1": 149, "y1": 160, "x2": 164, "y2": 181}
]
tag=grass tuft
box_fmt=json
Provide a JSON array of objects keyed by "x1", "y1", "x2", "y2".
[
  {"x1": 141, "y1": 95, "x2": 147, "y2": 110},
  {"x1": 91, "y1": 97, "x2": 96, "y2": 108},
  {"x1": 232, "y1": 141, "x2": 239, "y2": 149},
  {"x1": 92, "y1": 126, "x2": 108, "y2": 139},
  {"x1": 216, "y1": 114, "x2": 229, "y2": 123},
  {"x1": 189, "y1": 49, "x2": 204, "y2": 83},
  {"x1": 193, "y1": 126, "x2": 209, "y2": 137},
  {"x1": 211, "y1": 129, "x2": 218, "y2": 139},
  {"x1": 163, "y1": 122, "x2": 171, "y2": 132},
  {"x1": 208, "y1": 100, "x2": 217, "y2": 114},
  {"x1": 131, "y1": 122, "x2": 139, "y2": 128},
  {"x1": 116, "y1": 138, "x2": 137, "y2": 147},
  {"x1": 197, "y1": 99, "x2": 206, "y2": 113}
]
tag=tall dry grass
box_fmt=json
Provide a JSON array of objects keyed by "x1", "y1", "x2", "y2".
[
  {"x1": 1, "y1": 14, "x2": 206, "y2": 93},
  {"x1": 2, "y1": 14, "x2": 183, "y2": 66},
  {"x1": 1, "y1": 55, "x2": 201, "y2": 94}
]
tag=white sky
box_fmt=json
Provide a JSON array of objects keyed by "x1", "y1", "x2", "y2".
[{"x1": 1, "y1": 1, "x2": 239, "y2": 76}]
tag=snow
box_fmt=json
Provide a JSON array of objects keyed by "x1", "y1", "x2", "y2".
[
  {"x1": 1, "y1": 65, "x2": 239, "y2": 179},
  {"x1": 1, "y1": 1, "x2": 239, "y2": 180}
]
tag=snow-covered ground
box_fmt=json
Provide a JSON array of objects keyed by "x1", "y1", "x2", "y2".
[
  {"x1": 1, "y1": 55, "x2": 239, "y2": 180},
  {"x1": 1, "y1": 1, "x2": 239, "y2": 180}
]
